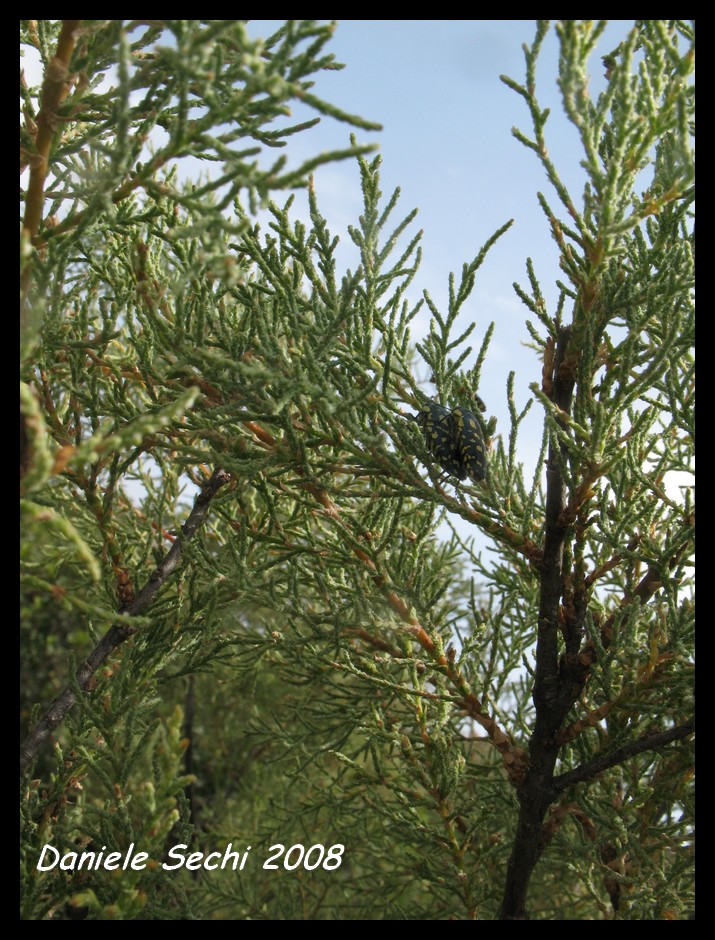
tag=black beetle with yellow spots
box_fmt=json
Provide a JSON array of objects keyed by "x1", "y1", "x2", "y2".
[
  {"x1": 413, "y1": 401, "x2": 466, "y2": 481},
  {"x1": 451, "y1": 405, "x2": 488, "y2": 483}
]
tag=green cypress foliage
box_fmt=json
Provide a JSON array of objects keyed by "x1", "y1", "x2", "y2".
[{"x1": 21, "y1": 20, "x2": 694, "y2": 920}]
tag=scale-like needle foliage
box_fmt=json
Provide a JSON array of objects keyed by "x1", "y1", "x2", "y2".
[{"x1": 21, "y1": 20, "x2": 693, "y2": 921}]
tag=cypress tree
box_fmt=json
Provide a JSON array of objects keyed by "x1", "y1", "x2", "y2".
[{"x1": 20, "y1": 20, "x2": 694, "y2": 920}]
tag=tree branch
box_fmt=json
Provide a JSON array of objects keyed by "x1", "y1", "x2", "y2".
[
  {"x1": 552, "y1": 720, "x2": 695, "y2": 792},
  {"x1": 22, "y1": 20, "x2": 80, "y2": 241},
  {"x1": 533, "y1": 325, "x2": 574, "y2": 715},
  {"x1": 21, "y1": 20, "x2": 81, "y2": 326},
  {"x1": 20, "y1": 467, "x2": 231, "y2": 777},
  {"x1": 500, "y1": 325, "x2": 576, "y2": 920}
]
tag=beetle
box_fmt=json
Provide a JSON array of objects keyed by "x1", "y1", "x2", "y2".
[
  {"x1": 451, "y1": 405, "x2": 488, "y2": 483},
  {"x1": 412, "y1": 400, "x2": 467, "y2": 481}
]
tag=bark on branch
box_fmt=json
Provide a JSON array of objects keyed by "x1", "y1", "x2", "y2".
[
  {"x1": 499, "y1": 325, "x2": 576, "y2": 920},
  {"x1": 21, "y1": 20, "x2": 81, "y2": 327},
  {"x1": 20, "y1": 467, "x2": 231, "y2": 777},
  {"x1": 552, "y1": 720, "x2": 695, "y2": 792}
]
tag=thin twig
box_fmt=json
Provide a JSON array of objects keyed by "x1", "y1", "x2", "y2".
[
  {"x1": 20, "y1": 468, "x2": 231, "y2": 777},
  {"x1": 21, "y1": 20, "x2": 81, "y2": 326},
  {"x1": 552, "y1": 720, "x2": 695, "y2": 792}
]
